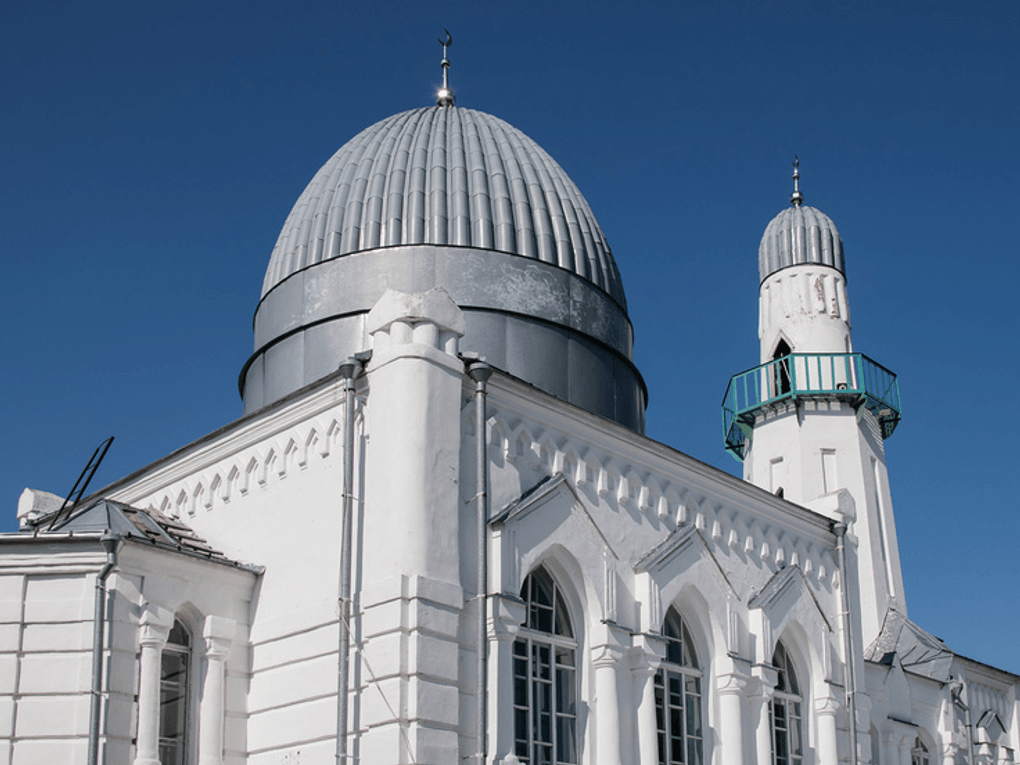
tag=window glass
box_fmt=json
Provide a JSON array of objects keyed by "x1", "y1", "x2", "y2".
[
  {"x1": 771, "y1": 641, "x2": 804, "y2": 765},
  {"x1": 514, "y1": 568, "x2": 577, "y2": 765},
  {"x1": 911, "y1": 737, "x2": 930, "y2": 765},
  {"x1": 159, "y1": 619, "x2": 190, "y2": 765},
  {"x1": 655, "y1": 608, "x2": 703, "y2": 765}
]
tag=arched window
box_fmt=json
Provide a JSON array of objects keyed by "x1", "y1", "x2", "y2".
[
  {"x1": 654, "y1": 608, "x2": 703, "y2": 765},
  {"x1": 771, "y1": 641, "x2": 804, "y2": 765},
  {"x1": 513, "y1": 567, "x2": 577, "y2": 765},
  {"x1": 772, "y1": 339, "x2": 793, "y2": 396},
  {"x1": 160, "y1": 619, "x2": 191, "y2": 765},
  {"x1": 911, "y1": 737, "x2": 930, "y2": 765}
]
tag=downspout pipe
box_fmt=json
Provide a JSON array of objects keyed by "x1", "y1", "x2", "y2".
[
  {"x1": 88, "y1": 531, "x2": 120, "y2": 765},
  {"x1": 336, "y1": 358, "x2": 362, "y2": 765},
  {"x1": 833, "y1": 522, "x2": 859, "y2": 765},
  {"x1": 467, "y1": 361, "x2": 493, "y2": 764}
]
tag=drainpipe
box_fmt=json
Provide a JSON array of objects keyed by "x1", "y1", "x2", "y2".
[
  {"x1": 336, "y1": 358, "x2": 362, "y2": 765},
  {"x1": 833, "y1": 522, "x2": 859, "y2": 765},
  {"x1": 467, "y1": 361, "x2": 493, "y2": 764},
  {"x1": 88, "y1": 531, "x2": 120, "y2": 765}
]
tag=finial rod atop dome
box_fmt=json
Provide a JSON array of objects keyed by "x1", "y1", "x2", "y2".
[
  {"x1": 437, "y1": 29, "x2": 455, "y2": 107},
  {"x1": 791, "y1": 156, "x2": 804, "y2": 207}
]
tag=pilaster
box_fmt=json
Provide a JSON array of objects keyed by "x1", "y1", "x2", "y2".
[
  {"x1": 488, "y1": 594, "x2": 527, "y2": 765},
  {"x1": 630, "y1": 633, "x2": 667, "y2": 765},
  {"x1": 198, "y1": 616, "x2": 235, "y2": 765},
  {"x1": 750, "y1": 663, "x2": 778, "y2": 765},
  {"x1": 591, "y1": 622, "x2": 630, "y2": 765},
  {"x1": 356, "y1": 575, "x2": 464, "y2": 765},
  {"x1": 357, "y1": 288, "x2": 467, "y2": 763},
  {"x1": 133, "y1": 605, "x2": 173, "y2": 765},
  {"x1": 717, "y1": 664, "x2": 752, "y2": 765}
]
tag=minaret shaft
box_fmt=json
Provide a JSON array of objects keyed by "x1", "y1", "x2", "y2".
[{"x1": 729, "y1": 167, "x2": 906, "y2": 646}]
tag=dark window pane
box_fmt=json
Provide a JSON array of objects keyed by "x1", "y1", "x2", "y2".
[
  {"x1": 556, "y1": 715, "x2": 577, "y2": 763},
  {"x1": 167, "y1": 620, "x2": 190, "y2": 647}
]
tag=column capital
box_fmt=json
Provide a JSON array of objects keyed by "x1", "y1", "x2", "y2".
[
  {"x1": 139, "y1": 604, "x2": 174, "y2": 648},
  {"x1": 628, "y1": 632, "x2": 667, "y2": 677},
  {"x1": 591, "y1": 621, "x2": 630, "y2": 668},
  {"x1": 814, "y1": 691, "x2": 843, "y2": 717},
  {"x1": 717, "y1": 669, "x2": 752, "y2": 697},
  {"x1": 203, "y1": 615, "x2": 236, "y2": 660},
  {"x1": 749, "y1": 662, "x2": 778, "y2": 701},
  {"x1": 488, "y1": 593, "x2": 526, "y2": 642},
  {"x1": 940, "y1": 742, "x2": 961, "y2": 758},
  {"x1": 592, "y1": 643, "x2": 627, "y2": 668}
]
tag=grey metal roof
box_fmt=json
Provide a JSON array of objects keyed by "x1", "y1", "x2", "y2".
[
  {"x1": 864, "y1": 608, "x2": 954, "y2": 682},
  {"x1": 262, "y1": 106, "x2": 626, "y2": 308},
  {"x1": 46, "y1": 498, "x2": 230, "y2": 562},
  {"x1": 758, "y1": 204, "x2": 845, "y2": 283}
]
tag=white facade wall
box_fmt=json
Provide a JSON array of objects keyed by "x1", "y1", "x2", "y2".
[{"x1": 2, "y1": 289, "x2": 1017, "y2": 765}]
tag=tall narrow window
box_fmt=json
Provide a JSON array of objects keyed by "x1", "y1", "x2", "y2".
[
  {"x1": 771, "y1": 641, "x2": 804, "y2": 765},
  {"x1": 513, "y1": 567, "x2": 577, "y2": 765},
  {"x1": 910, "y1": 737, "x2": 930, "y2": 765},
  {"x1": 772, "y1": 339, "x2": 792, "y2": 397},
  {"x1": 160, "y1": 619, "x2": 191, "y2": 765},
  {"x1": 654, "y1": 608, "x2": 703, "y2": 765}
]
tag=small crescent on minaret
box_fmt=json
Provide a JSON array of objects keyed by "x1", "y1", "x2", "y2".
[{"x1": 439, "y1": 29, "x2": 453, "y2": 48}]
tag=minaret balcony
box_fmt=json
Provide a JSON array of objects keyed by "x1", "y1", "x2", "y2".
[{"x1": 722, "y1": 353, "x2": 901, "y2": 460}]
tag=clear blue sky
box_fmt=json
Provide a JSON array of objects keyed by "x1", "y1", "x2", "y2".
[{"x1": 3, "y1": 1, "x2": 1017, "y2": 673}]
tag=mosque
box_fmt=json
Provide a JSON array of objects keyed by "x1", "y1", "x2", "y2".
[{"x1": 2, "y1": 40, "x2": 1017, "y2": 765}]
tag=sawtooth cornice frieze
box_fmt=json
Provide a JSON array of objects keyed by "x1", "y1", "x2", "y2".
[
  {"x1": 477, "y1": 374, "x2": 840, "y2": 601},
  {"x1": 104, "y1": 373, "x2": 359, "y2": 521}
]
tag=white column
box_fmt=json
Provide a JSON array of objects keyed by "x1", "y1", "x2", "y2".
[
  {"x1": 489, "y1": 594, "x2": 526, "y2": 764},
  {"x1": 882, "y1": 731, "x2": 901, "y2": 765},
  {"x1": 134, "y1": 607, "x2": 172, "y2": 765},
  {"x1": 199, "y1": 616, "x2": 236, "y2": 765},
  {"x1": 897, "y1": 734, "x2": 911, "y2": 765},
  {"x1": 717, "y1": 670, "x2": 751, "y2": 765},
  {"x1": 940, "y1": 743, "x2": 959, "y2": 765},
  {"x1": 592, "y1": 641, "x2": 626, "y2": 765},
  {"x1": 751, "y1": 664, "x2": 778, "y2": 765},
  {"x1": 814, "y1": 689, "x2": 841, "y2": 765},
  {"x1": 630, "y1": 634, "x2": 666, "y2": 765}
]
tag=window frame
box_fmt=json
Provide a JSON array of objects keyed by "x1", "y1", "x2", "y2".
[
  {"x1": 512, "y1": 567, "x2": 579, "y2": 765},
  {"x1": 159, "y1": 618, "x2": 192, "y2": 765},
  {"x1": 770, "y1": 641, "x2": 805, "y2": 765},
  {"x1": 910, "y1": 736, "x2": 930, "y2": 765},
  {"x1": 654, "y1": 607, "x2": 704, "y2": 765}
]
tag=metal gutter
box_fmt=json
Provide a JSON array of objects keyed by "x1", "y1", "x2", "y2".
[
  {"x1": 87, "y1": 532, "x2": 120, "y2": 765},
  {"x1": 335, "y1": 358, "x2": 362, "y2": 765},
  {"x1": 467, "y1": 360, "x2": 493, "y2": 764}
]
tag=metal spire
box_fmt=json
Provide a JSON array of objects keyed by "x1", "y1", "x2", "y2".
[
  {"x1": 791, "y1": 156, "x2": 803, "y2": 206},
  {"x1": 437, "y1": 29, "x2": 455, "y2": 107}
]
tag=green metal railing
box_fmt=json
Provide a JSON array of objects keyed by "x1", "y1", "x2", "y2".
[{"x1": 722, "y1": 353, "x2": 901, "y2": 460}]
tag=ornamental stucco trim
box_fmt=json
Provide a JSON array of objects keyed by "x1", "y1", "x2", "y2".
[{"x1": 483, "y1": 399, "x2": 839, "y2": 599}]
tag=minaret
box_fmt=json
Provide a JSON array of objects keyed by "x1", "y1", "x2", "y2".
[{"x1": 722, "y1": 160, "x2": 906, "y2": 644}]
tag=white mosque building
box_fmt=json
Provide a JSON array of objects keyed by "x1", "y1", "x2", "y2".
[{"x1": 2, "y1": 49, "x2": 1017, "y2": 765}]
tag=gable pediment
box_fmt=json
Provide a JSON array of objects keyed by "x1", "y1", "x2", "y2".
[
  {"x1": 492, "y1": 473, "x2": 618, "y2": 561},
  {"x1": 750, "y1": 565, "x2": 832, "y2": 634}
]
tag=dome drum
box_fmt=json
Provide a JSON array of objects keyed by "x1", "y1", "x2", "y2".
[
  {"x1": 253, "y1": 245, "x2": 633, "y2": 357},
  {"x1": 241, "y1": 310, "x2": 646, "y2": 433}
]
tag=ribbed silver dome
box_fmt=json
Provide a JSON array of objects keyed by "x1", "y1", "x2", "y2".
[
  {"x1": 243, "y1": 106, "x2": 646, "y2": 431},
  {"x1": 759, "y1": 205, "x2": 845, "y2": 283},
  {"x1": 262, "y1": 107, "x2": 626, "y2": 308}
]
